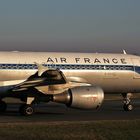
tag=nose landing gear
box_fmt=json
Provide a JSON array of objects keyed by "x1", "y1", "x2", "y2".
[{"x1": 122, "y1": 93, "x2": 133, "y2": 111}]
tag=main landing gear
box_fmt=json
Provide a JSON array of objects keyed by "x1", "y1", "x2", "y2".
[
  {"x1": 19, "y1": 97, "x2": 35, "y2": 116},
  {"x1": 122, "y1": 93, "x2": 133, "y2": 111},
  {"x1": 19, "y1": 104, "x2": 34, "y2": 116},
  {"x1": 0, "y1": 98, "x2": 35, "y2": 116}
]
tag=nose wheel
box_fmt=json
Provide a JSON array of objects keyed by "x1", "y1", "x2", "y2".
[
  {"x1": 122, "y1": 93, "x2": 133, "y2": 111},
  {"x1": 123, "y1": 104, "x2": 133, "y2": 111}
]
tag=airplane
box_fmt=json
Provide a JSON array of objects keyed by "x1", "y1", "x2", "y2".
[{"x1": 0, "y1": 51, "x2": 139, "y2": 116}]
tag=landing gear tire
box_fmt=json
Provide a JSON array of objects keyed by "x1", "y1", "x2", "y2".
[
  {"x1": 19, "y1": 104, "x2": 34, "y2": 116},
  {"x1": 0, "y1": 101, "x2": 7, "y2": 113},
  {"x1": 122, "y1": 93, "x2": 133, "y2": 111},
  {"x1": 123, "y1": 104, "x2": 133, "y2": 111}
]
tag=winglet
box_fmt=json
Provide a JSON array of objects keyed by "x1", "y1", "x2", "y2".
[
  {"x1": 34, "y1": 62, "x2": 49, "y2": 76},
  {"x1": 123, "y1": 50, "x2": 127, "y2": 55}
]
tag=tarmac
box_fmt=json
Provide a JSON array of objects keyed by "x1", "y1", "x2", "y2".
[{"x1": 0, "y1": 99, "x2": 139, "y2": 123}]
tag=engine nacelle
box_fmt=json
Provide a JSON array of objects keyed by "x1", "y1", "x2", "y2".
[{"x1": 53, "y1": 86, "x2": 104, "y2": 109}]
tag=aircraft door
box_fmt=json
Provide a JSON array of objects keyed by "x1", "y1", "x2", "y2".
[{"x1": 131, "y1": 58, "x2": 140, "y2": 78}]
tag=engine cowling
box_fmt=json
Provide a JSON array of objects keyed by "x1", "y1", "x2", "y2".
[{"x1": 53, "y1": 86, "x2": 104, "y2": 109}]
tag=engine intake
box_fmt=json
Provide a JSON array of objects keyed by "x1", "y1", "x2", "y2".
[{"x1": 53, "y1": 86, "x2": 104, "y2": 109}]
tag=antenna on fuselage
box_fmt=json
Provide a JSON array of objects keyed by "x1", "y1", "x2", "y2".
[{"x1": 123, "y1": 50, "x2": 127, "y2": 55}]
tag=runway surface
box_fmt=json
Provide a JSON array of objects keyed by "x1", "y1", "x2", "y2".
[{"x1": 0, "y1": 99, "x2": 140, "y2": 123}]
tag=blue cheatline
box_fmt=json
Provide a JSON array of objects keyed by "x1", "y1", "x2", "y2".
[{"x1": 0, "y1": 63, "x2": 137, "y2": 73}]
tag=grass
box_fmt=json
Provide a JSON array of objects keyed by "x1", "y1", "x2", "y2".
[{"x1": 0, "y1": 120, "x2": 140, "y2": 140}]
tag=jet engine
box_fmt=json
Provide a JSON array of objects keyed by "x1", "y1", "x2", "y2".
[{"x1": 53, "y1": 86, "x2": 104, "y2": 109}]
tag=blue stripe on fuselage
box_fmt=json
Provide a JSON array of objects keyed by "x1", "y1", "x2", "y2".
[{"x1": 0, "y1": 63, "x2": 136, "y2": 72}]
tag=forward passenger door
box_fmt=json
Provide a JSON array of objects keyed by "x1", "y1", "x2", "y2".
[{"x1": 131, "y1": 58, "x2": 140, "y2": 78}]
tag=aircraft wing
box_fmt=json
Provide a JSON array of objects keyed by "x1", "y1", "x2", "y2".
[{"x1": 11, "y1": 66, "x2": 91, "y2": 94}]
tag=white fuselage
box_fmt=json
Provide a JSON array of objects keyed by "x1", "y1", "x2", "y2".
[{"x1": 0, "y1": 51, "x2": 140, "y2": 94}]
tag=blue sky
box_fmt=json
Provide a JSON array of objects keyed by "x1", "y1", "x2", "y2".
[{"x1": 0, "y1": 0, "x2": 140, "y2": 53}]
